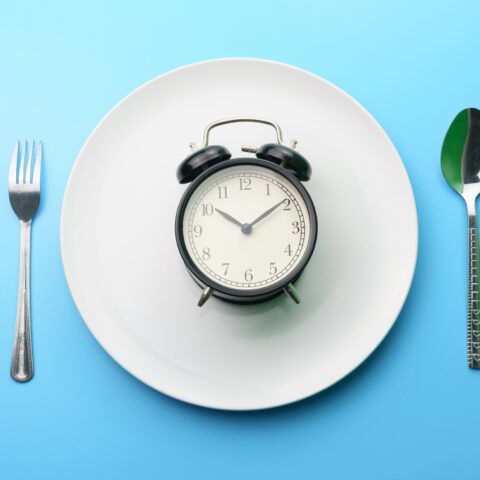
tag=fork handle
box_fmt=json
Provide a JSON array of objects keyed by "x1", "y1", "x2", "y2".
[
  {"x1": 11, "y1": 220, "x2": 33, "y2": 382},
  {"x1": 468, "y1": 213, "x2": 480, "y2": 369}
]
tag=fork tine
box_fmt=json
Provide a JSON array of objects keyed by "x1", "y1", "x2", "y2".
[
  {"x1": 18, "y1": 141, "x2": 27, "y2": 184},
  {"x1": 9, "y1": 141, "x2": 19, "y2": 186},
  {"x1": 33, "y1": 141, "x2": 42, "y2": 187},
  {"x1": 26, "y1": 140, "x2": 34, "y2": 184}
]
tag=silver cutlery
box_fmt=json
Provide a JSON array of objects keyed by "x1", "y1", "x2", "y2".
[
  {"x1": 8, "y1": 141, "x2": 42, "y2": 382},
  {"x1": 442, "y1": 108, "x2": 480, "y2": 368}
]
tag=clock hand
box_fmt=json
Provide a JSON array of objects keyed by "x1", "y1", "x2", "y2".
[
  {"x1": 249, "y1": 199, "x2": 288, "y2": 228},
  {"x1": 215, "y1": 208, "x2": 243, "y2": 228}
]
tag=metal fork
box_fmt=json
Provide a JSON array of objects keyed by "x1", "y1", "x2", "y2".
[{"x1": 8, "y1": 141, "x2": 42, "y2": 382}]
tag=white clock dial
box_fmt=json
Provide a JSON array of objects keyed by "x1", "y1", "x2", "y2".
[{"x1": 182, "y1": 164, "x2": 312, "y2": 291}]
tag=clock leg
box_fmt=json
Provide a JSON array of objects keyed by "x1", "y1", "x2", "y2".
[
  {"x1": 198, "y1": 287, "x2": 213, "y2": 307},
  {"x1": 283, "y1": 283, "x2": 301, "y2": 304}
]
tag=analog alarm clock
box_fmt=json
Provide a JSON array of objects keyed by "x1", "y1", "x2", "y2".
[{"x1": 175, "y1": 118, "x2": 318, "y2": 307}]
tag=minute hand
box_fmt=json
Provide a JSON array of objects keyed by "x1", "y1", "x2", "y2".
[{"x1": 249, "y1": 199, "x2": 287, "y2": 227}]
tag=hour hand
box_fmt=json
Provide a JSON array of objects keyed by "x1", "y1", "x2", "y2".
[{"x1": 215, "y1": 208, "x2": 243, "y2": 227}]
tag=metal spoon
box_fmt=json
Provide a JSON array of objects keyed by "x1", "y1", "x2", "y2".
[{"x1": 442, "y1": 107, "x2": 480, "y2": 369}]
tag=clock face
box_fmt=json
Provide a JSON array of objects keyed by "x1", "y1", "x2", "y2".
[{"x1": 180, "y1": 163, "x2": 314, "y2": 292}]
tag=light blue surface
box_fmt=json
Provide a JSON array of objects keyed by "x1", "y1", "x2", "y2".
[{"x1": 0, "y1": 1, "x2": 478, "y2": 478}]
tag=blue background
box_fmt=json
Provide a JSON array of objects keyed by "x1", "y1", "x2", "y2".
[{"x1": 0, "y1": 1, "x2": 477, "y2": 478}]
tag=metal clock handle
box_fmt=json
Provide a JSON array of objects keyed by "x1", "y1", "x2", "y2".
[{"x1": 201, "y1": 117, "x2": 286, "y2": 147}]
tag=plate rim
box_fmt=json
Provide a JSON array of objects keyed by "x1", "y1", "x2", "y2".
[{"x1": 60, "y1": 57, "x2": 419, "y2": 410}]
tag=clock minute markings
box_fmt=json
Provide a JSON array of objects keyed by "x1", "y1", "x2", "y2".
[{"x1": 187, "y1": 170, "x2": 309, "y2": 296}]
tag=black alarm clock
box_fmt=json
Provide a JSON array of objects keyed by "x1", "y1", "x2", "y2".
[{"x1": 175, "y1": 118, "x2": 318, "y2": 307}]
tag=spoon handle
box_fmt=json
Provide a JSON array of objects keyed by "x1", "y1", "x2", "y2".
[{"x1": 467, "y1": 212, "x2": 480, "y2": 368}]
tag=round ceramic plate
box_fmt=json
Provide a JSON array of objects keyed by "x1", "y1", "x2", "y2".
[{"x1": 61, "y1": 58, "x2": 418, "y2": 410}]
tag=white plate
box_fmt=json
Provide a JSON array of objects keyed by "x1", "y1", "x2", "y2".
[{"x1": 61, "y1": 58, "x2": 418, "y2": 410}]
